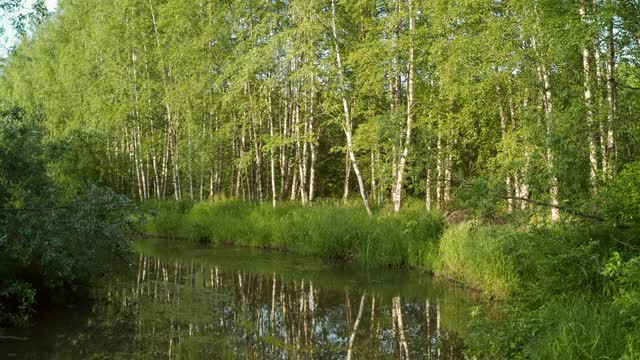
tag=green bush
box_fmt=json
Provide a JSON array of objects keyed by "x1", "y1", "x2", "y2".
[
  {"x1": 0, "y1": 281, "x2": 36, "y2": 325},
  {"x1": 599, "y1": 162, "x2": 640, "y2": 224},
  {"x1": 0, "y1": 186, "x2": 138, "y2": 312},
  {"x1": 0, "y1": 108, "x2": 139, "y2": 325}
]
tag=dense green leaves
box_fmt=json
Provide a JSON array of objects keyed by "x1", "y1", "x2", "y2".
[
  {"x1": 0, "y1": 107, "x2": 139, "y2": 325},
  {"x1": 2, "y1": 0, "x2": 639, "y2": 222}
]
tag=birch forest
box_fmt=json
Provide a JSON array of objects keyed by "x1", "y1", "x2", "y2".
[
  {"x1": 4, "y1": 1, "x2": 640, "y2": 358},
  {"x1": 2, "y1": 0, "x2": 639, "y2": 220}
]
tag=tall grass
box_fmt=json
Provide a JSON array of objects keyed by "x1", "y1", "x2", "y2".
[
  {"x1": 436, "y1": 223, "x2": 521, "y2": 298},
  {"x1": 142, "y1": 200, "x2": 446, "y2": 268},
  {"x1": 467, "y1": 296, "x2": 640, "y2": 360},
  {"x1": 435, "y1": 222, "x2": 622, "y2": 298}
]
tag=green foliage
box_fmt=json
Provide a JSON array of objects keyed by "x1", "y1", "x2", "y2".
[
  {"x1": 0, "y1": 281, "x2": 36, "y2": 325},
  {"x1": 453, "y1": 177, "x2": 505, "y2": 221},
  {"x1": 599, "y1": 162, "x2": 640, "y2": 224},
  {"x1": 467, "y1": 296, "x2": 639, "y2": 360},
  {"x1": 1, "y1": 0, "x2": 640, "y2": 356},
  {"x1": 0, "y1": 187, "x2": 138, "y2": 326},
  {"x1": 0, "y1": 107, "x2": 50, "y2": 206},
  {"x1": 0, "y1": 107, "x2": 139, "y2": 325},
  {"x1": 455, "y1": 223, "x2": 640, "y2": 359},
  {"x1": 603, "y1": 253, "x2": 640, "y2": 326}
]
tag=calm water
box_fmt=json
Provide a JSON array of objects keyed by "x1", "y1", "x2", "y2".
[{"x1": 1, "y1": 239, "x2": 484, "y2": 359}]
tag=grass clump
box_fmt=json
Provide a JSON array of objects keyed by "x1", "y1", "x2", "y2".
[
  {"x1": 436, "y1": 223, "x2": 521, "y2": 298},
  {"x1": 142, "y1": 200, "x2": 446, "y2": 268}
]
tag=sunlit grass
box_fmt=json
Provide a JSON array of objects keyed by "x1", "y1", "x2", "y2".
[{"x1": 142, "y1": 199, "x2": 446, "y2": 268}]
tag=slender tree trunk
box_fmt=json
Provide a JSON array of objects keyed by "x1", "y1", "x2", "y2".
[
  {"x1": 331, "y1": 0, "x2": 373, "y2": 216},
  {"x1": 371, "y1": 150, "x2": 376, "y2": 203},
  {"x1": 497, "y1": 85, "x2": 513, "y2": 212},
  {"x1": 392, "y1": 0, "x2": 415, "y2": 213},
  {"x1": 444, "y1": 133, "x2": 452, "y2": 206},
  {"x1": 605, "y1": 12, "x2": 616, "y2": 179},
  {"x1": 295, "y1": 100, "x2": 307, "y2": 204},
  {"x1": 425, "y1": 168, "x2": 432, "y2": 211},
  {"x1": 187, "y1": 126, "x2": 194, "y2": 201},
  {"x1": 436, "y1": 127, "x2": 443, "y2": 208},
  {"x1": 343, "y1": 152, "x2": 351, "y2": 202},
  {"x1": 268, "y1": 93, "x2": 277, "y2": 208},
  {"x1": 161, "y1": 127, "x2": 170, "y2": 198},
  {"x1": 252, "y1": 108, "x2": 264, "y2": 204},
  {"x1": 581, "y1": 3, "x2": 599, "y2": 193},
  {"x1": 168, "y1": 108, "x2": 181, "y2": 201},
  {"x1": 290, "y1": 169, "x2": 298, "y2": 202},
  {"x1": 308, "y1": 87, "x2": 317, "y2": 203},
  {"x1": 537, "y1": 59, "x2": 560, "y2": 221},
  {"x1": 280, "y1": 99, "x2": 290, "y2": 202}
]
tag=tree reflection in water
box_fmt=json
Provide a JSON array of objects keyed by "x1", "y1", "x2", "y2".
[{"x1": 4, "y1": 248, "x2": 477, "y2": 359}]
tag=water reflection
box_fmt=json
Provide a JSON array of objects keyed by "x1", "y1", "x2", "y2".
[{"x1": 2, "y1": 243, "x2": 476, "y2": 359}]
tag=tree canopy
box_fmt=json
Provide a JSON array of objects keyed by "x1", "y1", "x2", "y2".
[{"x1": 1, "y1": 0, "x2": 639, "y2": 221}]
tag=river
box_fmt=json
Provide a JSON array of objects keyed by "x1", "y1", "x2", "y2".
[{"x1": 1, "y1": 239, "x2": 484, "y2": 359}]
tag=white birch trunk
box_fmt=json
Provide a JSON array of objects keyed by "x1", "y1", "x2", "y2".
[
  {"x1": 268, "y1": 93, "x2": 277, "y2": 208},
  {"x1": 605, "y1": 14, "x2": 616, "y2": 180},
  {"x1": 331, "y1": 0, "x2": 373, "y2": 216},
  {"x1": 392, "y1": 0, "x2": 415, "y2": 213},
  {"x1": 580, "y1": 3, "x2": 599, "y2": 193}
]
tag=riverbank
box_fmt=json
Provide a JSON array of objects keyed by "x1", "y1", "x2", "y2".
[{"x1": 142, "y1": 199, "x2": 640, "y2": 359}]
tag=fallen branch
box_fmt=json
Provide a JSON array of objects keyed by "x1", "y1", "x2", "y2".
[
  {"x1": 0, "y1": 335, "x2": 29, "y2": 341},
  {"x1": 505, "y1": 196, "x2": 605, "y2": 222},
  {"x1": 505, "y1": 196, "x2": 636, "y2": 230},
  {"x1": 0, "y1": 200, "x2": 81, "y2": 214}
]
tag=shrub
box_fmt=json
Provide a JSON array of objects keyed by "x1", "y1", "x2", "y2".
[{"x1": 599, "y1": 161, "x2": 640, "y2": 224}]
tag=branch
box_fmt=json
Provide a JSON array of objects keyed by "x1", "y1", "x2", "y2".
[
  {"x1": 0, "y1": 200, "x2": 80, "y2": 213},
  {"x1": 504, "y1": 196, "x2": 605, "y2": 221},
  {"x1": 0, "y1": 206, "x2": 69, "y2": 213},
  {"x1": 0, "y1": 336, "x2": 28, "y2": 341},
  {"x1": 618, "y1": 82, "x2": 640, "y2": 91}
]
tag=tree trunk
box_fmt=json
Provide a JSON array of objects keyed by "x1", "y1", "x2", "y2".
[
  {"x1": 436, "y1": 127, "x2": 443, "y2": 208},
  {"x1": 308, "y1": 86, "x2": 317, "y2": 203},
  {"x1": 605, "y1": 12, "x2": 616, "y2": 180},
  {"x1": 331, "y1": 0, "x2": 373, "y2": 216},
  {"x1": 580, "y1": 3, "x2": 599, "y2": 193},
  {"x1": 426, "y1": 168, "x2": 432, "y2": 211},
  {"x1": 497, "y1": 85, "x2": 513, "y2": 212},
  {"x1": 392, "y1": 0, "x2": 415, "y2": 213},
  {"x1": 537, "y1": 59, "x2": 560, "y2": 221},
  {"x1": 343, "y1": 152, "x2": 351, "y2": 202},
  {"x1": 268, "y1": 92, "x2": 278, "y2": 208}
]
